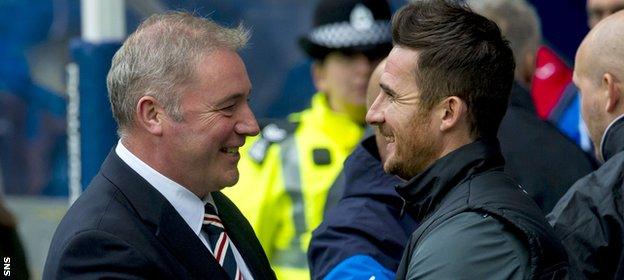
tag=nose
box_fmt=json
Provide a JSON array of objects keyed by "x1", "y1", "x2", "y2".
[
  {"x1": 366, "y1": 94, "x2": 384, "y2": 126},
  {"x1": 235, "y1": 104, "x2": 260, "y2": 136}
]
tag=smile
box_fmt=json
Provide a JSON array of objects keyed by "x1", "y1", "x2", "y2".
[{"x1": 220, "y1": 147, "x2": 239, "y2": 154}]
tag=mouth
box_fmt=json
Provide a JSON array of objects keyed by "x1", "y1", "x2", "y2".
[
  {"x1": 379, "y1": 127, "x2": 395, "y2": 143},
  {"x1": 219, "y1": 147, "x2": 240, "y2": 155}
]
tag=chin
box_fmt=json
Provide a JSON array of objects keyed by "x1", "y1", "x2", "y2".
[{"x1": 224, "y1": 171, "x2": 240, "y2": 187}]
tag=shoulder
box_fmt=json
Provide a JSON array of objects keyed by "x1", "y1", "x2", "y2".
[
  {"x1": 324, "y1": 255, "x2": 395, "y2": 280},
  {"x1": 43, "y1": 229, "x2": 156, "y2": 280},
  {"x1": 61, "y1": 175, "x2": 141, "y2": 235},
  {"x1": 548, "y1": 161, "x2": 624, "y2": 238},
  {"x1": 547, "y1": 163, "x2": 624, "y2": 276},
  {"x1": 245, "y1": 118, "x2": 299, "y2": 164},
  {"x1": 47, "y1": 178, "x2": 150, "y2": 264},
  {"x1": 408, "y1": 212, "x2": 528, "y2": 279}
]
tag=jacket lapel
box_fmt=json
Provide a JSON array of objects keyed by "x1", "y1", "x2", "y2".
[
  {"x1": 100, "y1": 151, "x2": 229, "y2": 279},
  {"x1": 213, "y1": 192, "x2": 276, "y2": 279},
  {"x1": 156, "y1": 205, "x2": 228, "y2": 279}
]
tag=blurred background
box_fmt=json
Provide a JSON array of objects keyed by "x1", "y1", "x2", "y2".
[{"x1": 0, "y1": 0, "x2": 588, "y2": 278}]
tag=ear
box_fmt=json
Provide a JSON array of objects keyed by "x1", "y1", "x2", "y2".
[
  {"x1": 311, "y1": 61, "x2": 327, "y2": 92},
  {"x1": 604, "y1": 73, "x2": 621, "y2": 113},
  {"x1": 136, "y1": 95, "x2": 165, "y2": 136},
  {"x1": 438, "y1": 96, "x2": 467, "y2": 132}
]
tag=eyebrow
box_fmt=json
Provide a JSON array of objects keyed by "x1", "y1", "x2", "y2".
[{"x1": 379, "y1": 83, "x2": 398, "y2": 98}]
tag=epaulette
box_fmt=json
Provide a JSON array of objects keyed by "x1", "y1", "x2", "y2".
[{"x1": 248, "y1": 118, "x2": 299, "y2": 164}]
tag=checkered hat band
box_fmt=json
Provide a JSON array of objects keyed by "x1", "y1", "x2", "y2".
[{"x1": 309, "y1": 20, "x2": 391, "y2": 48}]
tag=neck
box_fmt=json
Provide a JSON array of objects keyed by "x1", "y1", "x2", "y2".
[
  {"x1": 437, "y1": 129, "x2": 475, "y2": 162},
  {"x1": 121, "y1": 135, "x2": 209, "y2": 198}
]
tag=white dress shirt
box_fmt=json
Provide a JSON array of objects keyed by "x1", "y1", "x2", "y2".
[{"x1": 115, "y1": 141, "x2": 253, "y2": 279}]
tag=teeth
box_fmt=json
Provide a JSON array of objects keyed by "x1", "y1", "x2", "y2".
[
  {"x1": 222, "y1": 147, "x2": 238, "y2": 154},
  {"x1": 384, "y1": 135, "x2": 395, "y2": 143}
]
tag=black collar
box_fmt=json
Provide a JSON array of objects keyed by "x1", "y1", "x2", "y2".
[
  {"x1": 395, "y1": 138, "x2": 505, "y2": 222},
  {"x1": 510, "y1": 82, "x2": 537, "y2": 114},
  {"x1": 600, "y1": 114, "x2": 624, "y2": 162}
]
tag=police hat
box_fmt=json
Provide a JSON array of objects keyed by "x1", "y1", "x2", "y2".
[{"x1": 299, "y1": 0, "x2": 393, "y2": 60}]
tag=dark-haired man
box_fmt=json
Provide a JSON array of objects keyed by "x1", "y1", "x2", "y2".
[
  {"x1": 366, "y1": 1, "x2": 569, "y2": 278},
  {"x1": 223, "y1": 0, "x2": 392, "y2": 279}
]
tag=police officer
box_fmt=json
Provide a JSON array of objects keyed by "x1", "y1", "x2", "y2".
[{"x1": 223, "y1": 0, "x2": 392, "y2": 279}]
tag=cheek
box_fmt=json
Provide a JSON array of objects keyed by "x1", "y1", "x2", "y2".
[
  {"x1": 581, "y1": 95, "x2": 598, "y2": 121},
  {"x1": 206, "y1": 122, "x2": 234, "y2": 142}
]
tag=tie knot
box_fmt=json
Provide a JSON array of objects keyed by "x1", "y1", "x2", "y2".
[
  {"x1": 205, "y1": 202, "x2": 218, "y2": 215},
  {"x1": 204, "y1": 203, "x2": 223, "y2": 228}
]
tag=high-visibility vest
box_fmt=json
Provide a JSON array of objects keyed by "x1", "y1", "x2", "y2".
[{"x1": 224, "y1": 93, "x2": 364, "y2": 280}]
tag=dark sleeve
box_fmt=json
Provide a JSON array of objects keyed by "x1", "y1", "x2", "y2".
[
  {"x1": 0, "y1": 225, "x2": 29, "y2": 280},
  {"x1": 406, "y1": 212, "x2": 529, "y2": 280},
  {"x1": 547, "y1": 179, "x2": 618, "y2": 279},
  {"x1": 309, "y1": 195, "x2": 415, "y2": 280},
  {"x1": 50, "y1": 230, "x2": 159, "y2": 280}
]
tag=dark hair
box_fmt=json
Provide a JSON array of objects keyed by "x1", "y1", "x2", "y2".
[{"x1": 392, "y1": 0, "x2": 515, "y2": 137}]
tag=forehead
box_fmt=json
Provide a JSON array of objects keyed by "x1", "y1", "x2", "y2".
[
  {"x1": 191, "y1": 49, "x2": 250, "y2": 97},
  {"x1": 381, "y1": 47, "x2": 419, "y2": 83},
  {"x1": 588, "y1": 0, "x2": 624, "y2": 8}
]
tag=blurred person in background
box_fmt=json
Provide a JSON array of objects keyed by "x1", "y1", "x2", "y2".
[
  {"x1": 0, "y1": 199, "x2": 29, "y2": 280},
  {"x1": 587, "y1": 0, "x2": 624, "y2": 28},
  {"x1": 548, "y1": 10, "x2": 624, "y2": 279},
  {"x1": 43, "y1": 12, "x2": 275, "y2": 279},
  {"x1": 549, "y1": 0, "x2": 624, "y2": 156},
  {"x1": 0, "y1": 0, "x2": 77, "y2": 196},
  {"x1": 367, "y1": 1, "x2": 568, "y2": 278},
  {"x1": 223, "y1": 0, "x2": 392, "y2": 278},
  {"x1": 468, "y1": 0, "x2": 595, "y2": 212}
]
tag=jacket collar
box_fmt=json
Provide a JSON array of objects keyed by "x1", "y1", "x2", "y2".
[
  {"x1": 600, "y1": 114, "x2": 624, "y2": 162},
  {"x1": 510, "y1": 82, "x2": 537, "y2": 114},
  {"x1": 395, "y1": 138, "x2": 505, "y2": 222},
  {"x1": 343, "y1": 135, "x2": 404, "y2": 198},
  {"x1": 99, "y1": 151, "x2": 226, "y2": 279}
]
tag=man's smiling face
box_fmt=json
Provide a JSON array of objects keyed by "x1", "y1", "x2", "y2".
[{"x1": 366, "y1": 46, "x2": 442, "y2": 179}]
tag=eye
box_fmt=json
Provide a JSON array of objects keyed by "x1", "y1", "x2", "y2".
[
  {"x1": 220, "y1": 103, "x2": 237, "y2": 113},
  {"x1": 383, "y1": 91, "x2": 396, "y2": 102}
]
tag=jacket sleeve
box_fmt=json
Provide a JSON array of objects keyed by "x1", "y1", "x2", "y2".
[
  {"x1": 547, "y1": 179, "x2": 618, "y2": 279},
  {"x1": 48, "y1": 230, "x2": 158, "y2": 280},
  {"x1": 308, "y1": 195, "x2": 414, "y2": 280},
  {"x1": 324, "y1": 255, "x2": 395, "y2": 280},
  {"x1": 406, "y1": 212, "x2": 528, "y2": 280}
]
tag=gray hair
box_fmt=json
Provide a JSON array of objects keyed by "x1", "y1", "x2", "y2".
[
  {"x1": 467, "y1": 0, "x2": 541, "y2": 77},
  {"x1": 107, "y1": 11, "x2": 250, "y2": 136}
]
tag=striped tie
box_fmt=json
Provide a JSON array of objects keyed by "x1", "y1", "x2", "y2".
[{"x1": 203, "y1": 203, "x2": 243, "y2": 280}]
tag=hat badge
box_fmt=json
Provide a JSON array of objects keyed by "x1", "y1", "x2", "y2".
[{"x1": 350, "y1": 4, "x2": 374, "y2": 31}]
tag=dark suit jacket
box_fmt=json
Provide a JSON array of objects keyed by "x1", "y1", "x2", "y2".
[
  {"x1": 43, "y1": 151, "x2": 276, "y2": 280},
  {"x1": 498, "y1": 83, "x2": 596, "y2": 212}
]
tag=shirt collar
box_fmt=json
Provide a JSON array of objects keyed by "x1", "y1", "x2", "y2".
[
  {"x1": 599, "y1": 114, "x2": 624, "y2": 162},
  {"x1": 115, "y1": 140, "x2": 215, "y2": 236}
]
